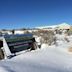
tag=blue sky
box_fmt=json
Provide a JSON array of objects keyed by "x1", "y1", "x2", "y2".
[{"x1": 0, "y1": 0, "x2": 72, "y2": 29}]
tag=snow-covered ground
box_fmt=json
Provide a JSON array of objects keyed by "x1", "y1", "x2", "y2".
[{"x1": 0, "y1": 35, "x2": 72, "y2": 72}]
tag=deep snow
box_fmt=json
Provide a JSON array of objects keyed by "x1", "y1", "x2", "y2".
[{"x1": 0, "y1": 35, "x2": 72, "y2": 72}]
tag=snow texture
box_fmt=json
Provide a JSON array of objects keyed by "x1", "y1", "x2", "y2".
[{"x1": 0, "y1": 35, "x2": 72, "y2": 72}]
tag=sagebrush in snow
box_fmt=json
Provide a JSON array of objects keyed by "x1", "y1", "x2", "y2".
[
  {"x1": 33, "y1": 30, "x2": 57, "y2": 45},
  {"x1": 68, "y1": 47, "x2": 72, "y2": 52}
]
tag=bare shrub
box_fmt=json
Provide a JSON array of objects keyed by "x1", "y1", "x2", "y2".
[
  {"x1": 32, "y1": 30, "x2": 57, "y2": 46},
  {"x1": 24, "y1": 30, "x2": 30, "y2": 34},
  {"x1": 32, "y1": 31, "x2": 39, "y2": 36},
  {"x1": 38, "y1": 30, "x2": 56, "y2": 45},
  {"x1": 64, "y1": 37, "x2": 70, "y2": 42},
  {"x1": 68, "y1": 47, "x2": 72, "y2": 52},
  {"x1": 66, "y1": 27, "x2": 72, "y2": 35}
]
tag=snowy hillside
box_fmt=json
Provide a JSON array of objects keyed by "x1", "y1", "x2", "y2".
[
  {"x1": 36, "y1": 23, "x2": 70, "y2": 29},
  {"x1": 0, "y1": 35, "x2": 72, "y2": 72}
]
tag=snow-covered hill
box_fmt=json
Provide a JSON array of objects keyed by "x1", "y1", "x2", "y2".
[{"x1": 36, "y1": 23, "x2": 70, "y2": 29}]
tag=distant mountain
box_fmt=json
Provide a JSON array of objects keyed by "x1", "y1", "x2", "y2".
[{"x1": 35, "y1": 23, "x2": 71, "y2": 29}]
